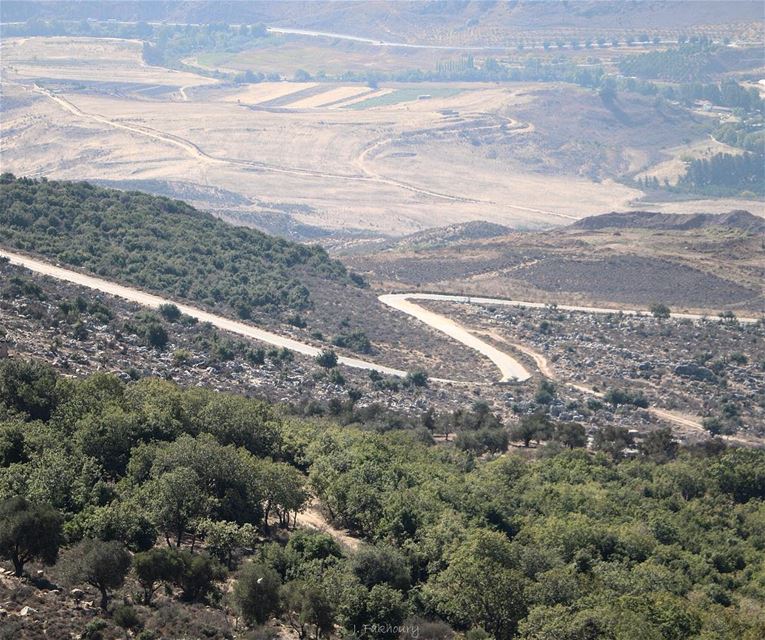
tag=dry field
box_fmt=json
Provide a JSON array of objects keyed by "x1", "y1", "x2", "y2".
[
  {"x1": 345, "y1": 224, "x2": 765, "y2": 316},
  {"x1": 1, "y1": 36, "x2": 761, "y2": 240},
  {"x1": 635, "y1": 137, "x2": 746, "y2": 186}
]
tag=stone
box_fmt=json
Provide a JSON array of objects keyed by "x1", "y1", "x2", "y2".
[{"x1": 674, "y1": 363, "x2": 717, "y2": 382}]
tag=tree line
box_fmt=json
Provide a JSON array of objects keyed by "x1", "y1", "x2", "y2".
[
  {"x1": 0, "y1": 175, "x2": 359, "y2": 321},
  {"x1": 2, "y1": 358, "x2": 764, "y2": 638},
  {"x1": 678, "y1": 152, "x2": 765, "y2": 195}
]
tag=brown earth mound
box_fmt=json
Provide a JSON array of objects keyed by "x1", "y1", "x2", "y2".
[{"x1": 572, "y1": 210, "x2": 764, "y2": 233}]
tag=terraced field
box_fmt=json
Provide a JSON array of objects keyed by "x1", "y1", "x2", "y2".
[{"x1": 2, "y1": 35, "x2": 759, "y2": 241}]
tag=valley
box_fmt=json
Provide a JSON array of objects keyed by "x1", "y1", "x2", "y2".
[{"x1": 1, "y1": 3, "x2": 764, "y2": 639}]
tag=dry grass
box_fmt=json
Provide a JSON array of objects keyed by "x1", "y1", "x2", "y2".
[
  {"x1": 2, "y1": 36, "x2": 760, "y2": 239},
  {"x1": 636, "y1": 137, "x2": 746, "y2": 186}
]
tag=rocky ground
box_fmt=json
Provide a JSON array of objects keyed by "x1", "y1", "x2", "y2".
[
  {"x1": 0, "y1": 261, "x2": 497, "y2": 422},
  {"x1": 421, "y1": 299, "x2": 765, "y2": 439},
  {"x1": 3, "y1": 258, "x2": 762, "y2": 444},
  {"x1": 0, "y1": 564, "x2": 236, "y2": 640}
]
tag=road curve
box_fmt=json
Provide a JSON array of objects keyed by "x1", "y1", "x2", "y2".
[
  {"x1": 380, "y1": 293, "x2": 763, "y2": 435},
  {"x1": 378, "y1": 294, "x2": 532, "y2": 382},
  {"x1": 382, "y1": 292, "x2": 760, "y2": 324},
  {"x1": 31, "y1": 85, "x2": 477, "y2": 204},
  {"x1": 0, "y1": 248, "x2": 407, "y2": 378}
]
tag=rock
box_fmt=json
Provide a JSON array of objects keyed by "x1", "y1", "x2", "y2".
[
  {"x1": 19, "y1": 606, "x2": 37, "y2": 616},
  {"x1": 674, "y1": 363, "x2": 717, "y2": 382},
  {"x1": 70, "y1": 588, "x2": 85, "y2": 600}
]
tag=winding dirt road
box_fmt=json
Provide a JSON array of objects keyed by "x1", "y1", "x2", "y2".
[
  {"x1": 377, "y1": 293, "x2": 761, "y2": 436},
  {"x1": 3, "y1": 248, "x2": 759, "y2": 436},
  {"x1": 31, "y1": 85, "x2": 479, "y2": 204},
  {"x1": 378, "y1": 293, "x2": 532, "y2": 382},
  {"x1": 381, "y1": 292, "x2": 760, "y2": 324},
  {"x1": 0, "y1": 248, "x2": 406, "y2": 377}
]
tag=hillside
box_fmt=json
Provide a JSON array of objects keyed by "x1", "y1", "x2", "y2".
[
  {"x1": 346, "y1": 210, "x2": 764, "y2": 313},
  {"x1": 0, "y1": 175, "x2": 502, "y2": 380},
  {"x1": 0, "y1": 174, "x2": 353, "y2": 319},
  {"x1": 1, "y1": 360, "x2": 765, "y2": 639},
  {"x1": 3, "y1": 1, "x2": 762, "y2": 44},
  {"x1": 571, "y1": 209, "x2": 765, "y2": 232}
]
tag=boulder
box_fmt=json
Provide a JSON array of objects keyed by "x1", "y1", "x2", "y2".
[{"x1": 674, "y1": 363, "x2": 717, "y2": 382}]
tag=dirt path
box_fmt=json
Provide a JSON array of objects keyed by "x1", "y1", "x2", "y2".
[
  {"x1": 0, "y1": 248, "x2": 407, "y2": 378},
  {"x1": 32, "y1": 85, "x2": 478, "y2": 204},
  {"x1": 352, "y1": 118, "x2": 581, "y2": 221},
  {"x1": 382, "y1": 292, "x2": 760, "y2": 324},
  {"x1": 294, "y1": 500, "x2": 361, "y2": 551},
  {"x1": 378, "y1": 293, "x2": 761, "y2": 436},
  {"x1": 378, "y1": 294, "x2": 532, "y2": 382}
]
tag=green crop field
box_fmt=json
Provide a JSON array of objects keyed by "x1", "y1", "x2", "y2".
[{"x1": 345, "y1": 87, "x2": 463, "y2": 109}]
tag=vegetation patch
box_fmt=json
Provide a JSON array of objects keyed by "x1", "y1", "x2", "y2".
[
  {"x1": 345, "y1": 88, "x2": 463, "y2": 109},
  {"x1": 0, "y1": 175, "x2": 356, "y2": 319}
]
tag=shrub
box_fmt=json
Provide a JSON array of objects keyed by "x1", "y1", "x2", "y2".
[
  {"x1": 159, "y1": 303, "x2": 181, "y2": 322},
  {"x1": 0, "y1": 496, "x2": 63, "y2": 576},
  {"x1": 405, "y1": 370, "x2": 428, "y2": 388},
  {"x1": 315, "y1": 349, "x2": 338, "y2": 368}
]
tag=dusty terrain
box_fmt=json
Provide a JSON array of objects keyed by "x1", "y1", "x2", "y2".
[
  {"x1": 418, "y1": 297, "x2": 765, "y2": 440},
  {"x1": 345, "y1": 214, "x2": 765, "y2": 315},
  {"x1": 3, "y1": 35, "x2": 760, "y2": 241}
]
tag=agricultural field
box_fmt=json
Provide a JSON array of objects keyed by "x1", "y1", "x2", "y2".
[{"x1": 3, "y1": 34, "x2": 761, "y2": 243}]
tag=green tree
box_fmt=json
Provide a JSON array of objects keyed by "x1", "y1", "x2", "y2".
[
  {"x1": 534, "y1": 380, "x2": 556, "y2": 405},
  {"x1": 113, "y1": 605, "x2": 143, "y2": 636},
  {"x1": 144, "y1": 322, "x2": 169, "y2": 349},
  {"x1": 426, "y1": 529, "x2": 528, "y2": 639},
  {"x1": 638, "y1": 427, "x2": 678, "y2": 462},
  {"x1": 593, "y1": 425, "x2": 635, "y2": 459},
  {"x1": 150, "y1": 468, "x2": 207, "y2": 546},
  {"x1": 281, "y1": 580, "x2": 335, "y2": 639},
  {"x1": 0, "y1": 359, "x2": 58, "y2": 420},
  {"x1": 650, "y1": 303, "x2": 671, "y2": 319},
  {"x1": 133, "y1": 546, "x2": 183, "y2": 604},
  {"x1": 0, "y1": 421, "x2": 26, "y2": 466},
  {"x1": 61, "y1": 539, "x2": 131, "y2": 610},
  {"x1": 339, "y1": 582, "x2": 408, "y2": 640},
  {"x1": 510, "y1": 413, "x2": 551, "y2": 447},
  {"x1": 175, "y1": 550, "x2": 225, "y2": 602},
  {"x1": 196, "y1": 518, "x2": 257, "y2": 568},
  {"x1": 405, "y1": 370, "x2": 429, "y2": 388},
  {"x1": 190, "y1": 392, "x2": 281, "y2": 457},
  {"x1": 351, "y1": 544, "x2": 411, "y2": 592},
  {"x1": 554, "y1": 422, "x2": 587, "y2": 449},
  {"x1": 158, "y1": 303, "x2": 181, "y2": 322},
  {"x1": 232, "y1": 562, "x2": 282, "y2": 626},
  {"x1": 316, "y1": 349, "x2": 338, "y2": 369},
  {"x1": 0, "y1": 496, "x2": 62, "y2": 576}
]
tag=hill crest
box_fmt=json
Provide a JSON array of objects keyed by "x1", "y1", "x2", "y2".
[{"x1": 571, "y1": 209, "x2": 765, "y2": 232}]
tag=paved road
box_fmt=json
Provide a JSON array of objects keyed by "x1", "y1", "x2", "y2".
[{"x1": 0, "y1": 248, "x2": 407, "y2": 378}]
